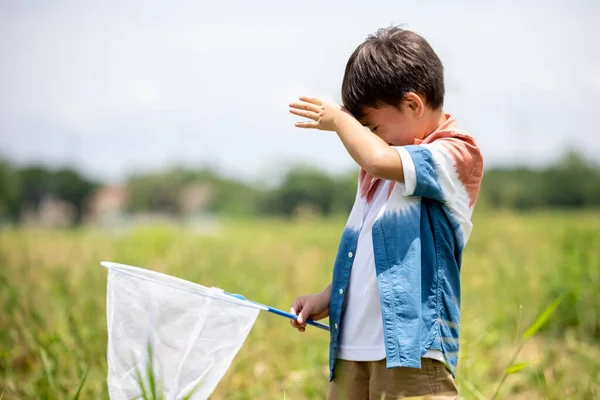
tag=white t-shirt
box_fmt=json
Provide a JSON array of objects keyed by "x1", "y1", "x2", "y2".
[
  {"x1": 338, "y1": 179, "x2": 445, "y2": 364},
  {"x1": 338, "y1": 180, "x2": 387, "y2": 361}
]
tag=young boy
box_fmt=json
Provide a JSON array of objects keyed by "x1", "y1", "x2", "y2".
[{"x1": 288, "y1": 27, "x2": 483, "y2": 399}]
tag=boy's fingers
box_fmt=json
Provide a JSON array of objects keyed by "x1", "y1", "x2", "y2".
[
  {"x1": 290, "y1": 301, "x2": 302, "y2": 315},
  {"x1": 290, "y1": 299, "x2": 309, "y2": 330},
  {"x1": 295, "y1": 121, "x2": 319, "y2": 129},
  {"x1": 289, "y1": 318, "x2": 305, "y2": 331},
  {"x1": 290, "y1": 102, "x2": 321, "y2": 113},
  {"x1": 289, "y1": 108, "x2": 319, "y2": 121},
  {"x1": 290, "y1": 305, "x2": 302, "y2": 328},
  {"x1": 297, "y1": 307, "x2": 310, "y2": 325},
  {"x1": 299, "y1": 96, "x2": 321, "y2": 105}
]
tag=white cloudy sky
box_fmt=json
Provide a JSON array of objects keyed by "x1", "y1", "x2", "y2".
[{"x1": 1, "y1": 0, "x2": 599, "y2": 183}]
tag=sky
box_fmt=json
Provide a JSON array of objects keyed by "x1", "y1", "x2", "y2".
[{"x1": 1, "y1": 0, "x2": 599, "y2": 183}]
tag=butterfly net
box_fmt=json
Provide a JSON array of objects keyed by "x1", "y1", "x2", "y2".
[{"x1": 103, "y1": 262, "x2": 261, "y2": 399}]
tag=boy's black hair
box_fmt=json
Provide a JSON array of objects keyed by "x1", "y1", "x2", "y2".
[{"x1": 341, "y1": 27, "x2": 445, "y2": 119}]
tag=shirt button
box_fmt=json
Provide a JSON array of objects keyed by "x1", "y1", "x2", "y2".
[
  {"x1": 339, "y1": 288, "x2": 344, "y2": 295},
  {"x1": 348, "y1": 252, "x2": 353, "y2": 258},
  {"x1": 334, "y1": 323, "x2": 338, "y2": 330}
]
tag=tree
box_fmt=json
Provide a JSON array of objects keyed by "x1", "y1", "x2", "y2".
[
  {"x1": 15, "y1": 166, "x2": 96, "y2": 223},
  {"x1": 0, "y1": 161, "x2": 19, "y2": 219},
  {"x1": 127, "y1": 173, "x2": 181, "y2": 214},
  {"x1": 17, "y1": 166, "x2": 54, "y2": 209},
  {"x1": 479, "y1": 151, "x2": 600, "y2": 210},
  {"x1": 271, "y1": 166, "x2": 340, "y2": 216}
]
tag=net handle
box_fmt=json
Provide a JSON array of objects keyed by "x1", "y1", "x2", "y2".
[{"x1": 226, "y1": 293, "x2": 330, "y2": 331}]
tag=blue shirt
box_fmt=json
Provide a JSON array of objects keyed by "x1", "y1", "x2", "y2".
[{"x1": 327, "y1": 116, "x2": 484, "y2": 380}]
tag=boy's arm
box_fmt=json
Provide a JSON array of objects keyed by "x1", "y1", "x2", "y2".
[
  {"x1": 289, "y1": 96, "x2": 483, "y2": 208},
  {"x1": 290, "y1": 97, "x2": 404, "y2": 181},
  {"x1": 333, "y1": 111, "x2": 405, "y2": 182}
]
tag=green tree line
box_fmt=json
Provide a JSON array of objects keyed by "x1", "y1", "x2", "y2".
[
  {"x1": 1, "y1": 151, "x2": 599, "y2": 224},
  {"x1": 0, "y1": 164, "x2": 98, "y2": 223}
]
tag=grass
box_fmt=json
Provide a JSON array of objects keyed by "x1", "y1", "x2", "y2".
[{"x1": 0, "y1": 210, "x2": 599, "y2": 399}]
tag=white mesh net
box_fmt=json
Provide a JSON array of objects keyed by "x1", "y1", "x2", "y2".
[{"x1": 103, "y1": 262, "x2": 262, "y2": 400}]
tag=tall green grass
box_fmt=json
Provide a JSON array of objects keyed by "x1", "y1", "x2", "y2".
[{"x1": 0, "y1": 211, "x2": 598, "y2": 398}]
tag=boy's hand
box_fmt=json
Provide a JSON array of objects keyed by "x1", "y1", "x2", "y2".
[
  {"x1": 289, "y1": 288, "x2": 331, "y2": 332},
  {"x1": 289, "y1": 96, "x2": 350, "y2": 132}
]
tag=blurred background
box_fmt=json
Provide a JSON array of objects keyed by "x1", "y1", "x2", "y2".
[{"x1": 1, "y1": 0, "x2": 598, "y2": 399}]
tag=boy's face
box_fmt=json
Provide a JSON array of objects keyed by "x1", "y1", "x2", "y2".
[{"x1": 359, "y1": 104, "x2": 422, "y2": 147}]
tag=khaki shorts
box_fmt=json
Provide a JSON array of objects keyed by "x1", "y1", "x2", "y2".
[{"x1": 328, "y1": 358, "x2": 458, "y2": 400}]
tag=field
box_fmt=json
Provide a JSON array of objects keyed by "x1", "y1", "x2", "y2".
[{"x1": 1, "y1": 211, "x2": 599, "y2": 399}]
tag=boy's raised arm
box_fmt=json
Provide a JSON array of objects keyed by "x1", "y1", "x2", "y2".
[
  {"x1": 289, "y1": 96, "x2": 404, "y2": 182},
  {"x1": 334, "y1": 111, "x2": 405, "y2": 182}
]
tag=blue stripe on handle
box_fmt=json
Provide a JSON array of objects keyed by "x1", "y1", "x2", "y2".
[{"x1": 226, "y1": 292, "x2": 330, "y2": 331}]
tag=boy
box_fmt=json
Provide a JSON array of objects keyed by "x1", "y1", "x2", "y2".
[{"x1": 288, "y1": 27, "x2": 483, "y2": 399}]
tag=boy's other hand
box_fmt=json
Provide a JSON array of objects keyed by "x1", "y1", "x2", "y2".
[
  {"x1": 289, "y1": 96, "x2": 350, "y2": 132},
  {"x1": 289, "y1": 290, "x2": 330, "y2": 333}
]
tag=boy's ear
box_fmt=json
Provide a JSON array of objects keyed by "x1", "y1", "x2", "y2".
[{"x1": 404, "y1": 92, "x2": 425, "y2": 118}]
